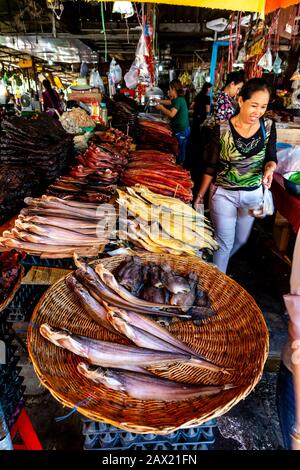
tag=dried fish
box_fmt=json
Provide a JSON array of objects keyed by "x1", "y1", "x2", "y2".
[
  {"x1": 170, "y1": 273, "x2": 198, "y2": 312},
  {"x1": 65, "y1": 276, "x2": 120, "y2": 336},
  {"x1": 116, "y1": 256, "x2": 143, "y2": 294},
  {"x1": 106, "y1": 308, "x2": 227, "y2": 372},
  {"x1": 140, "y1": 286, "x2": 166, "y2": 304},
  {"x1": 40, "y1": 324, "x2": 201, "y2": 368},
  {"x1": 77, "y1": 364, "x2": 234, "y2": 402},
  {"x1": 162, "y1": 265, "x2": 191, "y2": 294},
  {"x1": 95, "y1": 263, "x2": 179, "y2": 310},
  {"x1": 73, "y1": 258, "x2": 190, "y2": 318}
]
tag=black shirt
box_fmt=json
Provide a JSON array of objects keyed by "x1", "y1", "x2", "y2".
[{"x1": 193, "y1": 93, "x2": 210, "y2": 125}]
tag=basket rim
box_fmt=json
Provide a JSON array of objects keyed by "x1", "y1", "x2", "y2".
[{"x1": 27, "y1": 253, "x2": 269, "y2": 433}]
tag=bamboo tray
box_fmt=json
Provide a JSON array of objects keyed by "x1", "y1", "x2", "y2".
[
  {"x1": 28, "y1": 254, "x2": 269, "y2": 434},
  {"x1": 0, "y1": 266, "x2": 24, "y2": 315}
]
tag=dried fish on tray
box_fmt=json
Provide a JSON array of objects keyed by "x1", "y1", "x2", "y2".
[
  {"x1": 0, "y1": 196, "x2": 115, "y2": 258},
  {"x1": 116, "y1": 185, "x2": 218, "y2": 256},
  {"x1": 47, "y1": 140, "x2": 128, "y2": 203},
  {"x1": 28, "y1": 253, "x2": 269, "y2": 433},
  {"x1": 121, "y1": 150, "x2": 193, "y2": 203}
]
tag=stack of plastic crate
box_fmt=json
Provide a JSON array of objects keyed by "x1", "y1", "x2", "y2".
[
  {"x1": 0, "y1": 313, "x2": 25, "y2": 429},
  {"x1": 5, "y1": 255, "x2": 75, "y2": 323},
  {"x1": 5, "y1": 284, "x2": 50, "y2": 323},
  {"x1": 81, "y1": 417, "x2": 216, "y2": 450}
]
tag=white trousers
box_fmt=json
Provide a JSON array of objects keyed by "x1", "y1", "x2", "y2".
[{"x1": 209, "y1": 185, "x2": 263, "y2": 273}]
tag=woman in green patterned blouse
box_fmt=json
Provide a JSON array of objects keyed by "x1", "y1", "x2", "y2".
[{"x1": 194, "y1": 78, "x2": 277, "y2": 273}]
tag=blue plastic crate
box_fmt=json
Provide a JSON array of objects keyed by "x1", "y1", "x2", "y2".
[
  {"x1": 23, "y1": 255, "x2": 76, "y2": 269},
  {"x1": 81, "y1": 416, "x2": 217, "y2": 451},
  {"x1": 4, "y1": 283, "x2": 49, "y2": 323}
]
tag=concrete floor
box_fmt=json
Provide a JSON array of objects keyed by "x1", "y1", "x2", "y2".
[{"x1": 11, "y1": 218, "x2": 291, "y2": 450}]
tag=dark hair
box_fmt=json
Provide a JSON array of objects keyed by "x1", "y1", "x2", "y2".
[
  {"x1": 225, "y1": 71, "x2": 244, "y2": 86},
  {"x1": 169, "y1": 79, "x2": 184, "y2": 96},
  {"x1": 42, "y1": 78, "x2": 60, "y2": 108},
  {"x1": 200, "y1": 82, "x2": 213, "y2": 94},
  {"x1": 239, "y1": 78, "x2": 271, "y2": 101},
  {"x1": 42, "y1": 79, "x2": 52, "y2": 91}
]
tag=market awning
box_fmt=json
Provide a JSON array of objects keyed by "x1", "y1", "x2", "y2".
[
  {"x1": 0, "y1": 36, "x2": 98, "y2": 64},
  {"x1": 265, "y1": 0, "x2": 300, "y2": 13},
  {"x1": 82, "y1": 0, "x2": 300, "y2": 17},
  {"x1": 88, "y1": 0, "x2": 266, "y2": 14}
]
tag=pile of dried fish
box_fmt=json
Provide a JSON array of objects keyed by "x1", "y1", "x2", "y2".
[
  {"x1": 47, "y1": 142, "x2": 127, "y2": 203},
  {"x1": 91, "y1": 128, "x2": 133, "y2": 158},
  {"x1": 0, "y1": 114, "x2": 73, "y2": 185},
  {"x1": 0, "y1": 165, "x2": 40, "y2": 224},
  {"x1": 138, "y1": 119, "x2": 179, "y2": 156},
  {"x1": 0, "y1": 196, "x2": 115, "y2": 258},
  {"x1": 108, "y1": 97, "x2": 139, "y2": 139},
  {"x1": 115, "y1": 256, "x2": 215, "y2": 316},
  {"x1": 121, "y1": 150, "x2": 193, "y2": 203},
  {"x1": 40, "y1": 325, "x2": 232, "y2": 402},
  {"x1": 38, "y1": 255, "x2": 232, "y2": 403},
  {"x1": 117, "y1": 186, "x2": 218, "y2": 256}
]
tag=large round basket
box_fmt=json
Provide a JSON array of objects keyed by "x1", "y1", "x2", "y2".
[
  {"x1": 0, "y1": 266, "x2": 24, "y2": 315},
  {"x1": 28, "y1": 254, "x2": 268, "y2": 434}
]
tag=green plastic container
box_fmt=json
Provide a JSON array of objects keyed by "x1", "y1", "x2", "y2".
[
  {"x1": 81, "y1": 126, "x2": 95, "y2": 133},
  {"x1": 288, "y1": 172, "x2": 300, "y2": 184}
]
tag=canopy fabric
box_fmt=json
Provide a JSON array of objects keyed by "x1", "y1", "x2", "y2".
[
  {"x1": 83, "y1": 0, "x2": 300, "y2": 17},
  {"x1": 89, "y1": 0, "x2": 266, "y2": 15},
  {"x1": 265, "y1": 0, "x2": 300, "y2": 13}
]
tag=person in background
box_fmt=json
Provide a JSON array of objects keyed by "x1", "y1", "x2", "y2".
[
  {"x1": 59, "y1": 90, "x2": 66, "y2": 112},
  {"x1": 155, "y1": 79, "x2": 190, "y2": 165},
  {"x1": 42, "y1": 79, "x2": 63, "y2": 117},
  {"x1": 214, "y1": 71, "x2": 244, "y2": 123},
  {"x1": 191, "y1": 81, "x2": 213, "y2": 131},
  {"x1": 194, "y1": 78, "x2": 277, "y2": 273}
]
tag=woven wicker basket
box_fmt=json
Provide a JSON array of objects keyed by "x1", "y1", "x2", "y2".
[
  {"x1": 28, "y1": 254, "x2": 268, "y2": 434},
  {"x1": 0, "y1": 266, "x2": 24, "y2": 315}
]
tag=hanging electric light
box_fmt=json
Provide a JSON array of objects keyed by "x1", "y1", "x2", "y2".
[{"x1": 112, "y1": 2, "x2": 134, "y2": 19}]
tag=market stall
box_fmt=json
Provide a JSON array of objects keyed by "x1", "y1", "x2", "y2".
[{"x1": 1, "y1": 0, "x2": 300, "y2": 453}]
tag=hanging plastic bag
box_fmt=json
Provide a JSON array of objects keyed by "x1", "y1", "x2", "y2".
[
  {"x1": 124, "y1": 63, "x2": 139, "y2": 89},
  {"x1": 272, "y1": 53, "x2": 282, "y2": 74},
  {"x1": 109, "y1": 58, "x2": 122, "y2": 84},
  {"x1": 80, "y1": 62, "x2": 89, "y2": 78},
  {"x1": 236, "y1": 46, "x2": 246, "y2": 64},
  {"x1": 249, "y1": 188, "x2": 274, "y2": 218},
  {"x1": 89, "y1": 70, "x2": 105, "y2": 92},
  {"x1": 258, "y1": 48, "x2": 273, "y2": 72}
]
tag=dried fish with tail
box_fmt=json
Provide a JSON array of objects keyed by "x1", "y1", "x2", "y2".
[{"x1": 77, "y1": 364, "x2": 234, "y2": 402}]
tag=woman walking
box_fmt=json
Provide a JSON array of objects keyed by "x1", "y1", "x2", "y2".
[{"x1": 194, "y1": 78, "x2": 277, "y2": 273}]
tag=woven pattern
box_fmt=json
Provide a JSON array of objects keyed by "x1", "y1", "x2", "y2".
[{"x1": 28, "y1": 254, "x2": 269, "y2": 434}]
